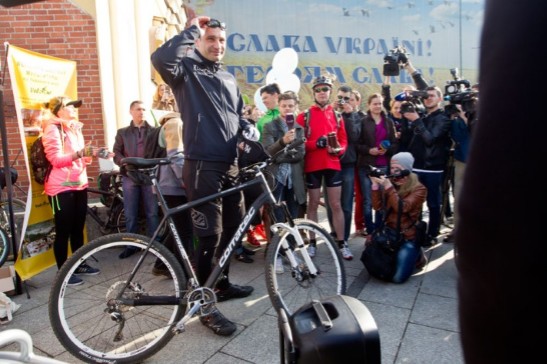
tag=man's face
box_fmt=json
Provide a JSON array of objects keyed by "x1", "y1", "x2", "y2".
[
  {"x1": 279, "y1": 99, "x2": 297, "y2": 118},
  {"x1": 130, "y1": 103, "x2": 145, "y2": 123},
  {"x1": 424, "y1": 90, "x2": 441, "y2": 110},
  {"x1": 261, "y1": 92, "x2": 279, "y2": 111},
  {"x1": 348, "y1": 93, "x2": 359, "y2": 110},
  {"x1": 313, "y1": 85, "x2": 331, "y2": 105},
  {"x1": 196, "y1": 26, "x2": 226, "y2": 62},
  {"x1": 335, "y1": 91, "x2": 351, "y2": 110}
]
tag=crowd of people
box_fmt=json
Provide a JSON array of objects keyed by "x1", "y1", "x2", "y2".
[{"x1": 40, "y1": 14, "x2": 472, "y2": 339}]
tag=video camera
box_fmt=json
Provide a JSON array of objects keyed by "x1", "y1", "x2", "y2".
[
  {"x1": 398, "y1": 90, "x2": 428, "y2": 114},
  {"x1": 366, "y1": 165, "x2": 411, "y2": 179},
  {"x1": 383, "y1": 46, "x2": 409, "y2": 76},
  {"x1": 443, "y1": 68, "x2": 478, "y2": 115}
]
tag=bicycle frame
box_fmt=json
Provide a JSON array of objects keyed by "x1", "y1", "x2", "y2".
[
  {"x1": 124, "y1": 159, "x2": 278, "y2": 294},
  {"x1": 86, "y1": 187, "x2": 124, "y2": 233}
]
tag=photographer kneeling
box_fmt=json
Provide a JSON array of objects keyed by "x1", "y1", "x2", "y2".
[{"x1": 368, "y1": 152, "x2": 427, "y2": 283}]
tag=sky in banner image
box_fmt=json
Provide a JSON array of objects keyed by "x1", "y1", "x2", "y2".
[{"x1": 192, "y1": 0, "x2": 484, "y2": 106}]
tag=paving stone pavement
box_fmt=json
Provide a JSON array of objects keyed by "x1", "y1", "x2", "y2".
[{"x1": 0, "y1": 208, "x2": 461, "y2": 364}]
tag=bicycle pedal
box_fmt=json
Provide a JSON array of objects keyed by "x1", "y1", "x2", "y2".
[{"x1": 173, "y1": 323, "x2": 186, "y2": 334}]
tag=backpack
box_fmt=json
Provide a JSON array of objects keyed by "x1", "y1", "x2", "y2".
[
  {"x1": 144, "y1": 126, "x2": 166, "y2": 159},
  {"x1": 30, "y1": 125, "x2": 61, "y2": 185}
]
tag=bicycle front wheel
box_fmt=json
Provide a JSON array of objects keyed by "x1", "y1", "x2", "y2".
[
  {"x1": 0, "y1": 227, "x2": 9, "y2": 267},
  {"x1": 0, "y1": 198, "x2": 26, "y2": 246},
  {"x1": 265, "y1": 219, "x2": 346, "y2": 316},
  {"x1": 49, "y1": 233, "x2": 186, "y2": 364}
]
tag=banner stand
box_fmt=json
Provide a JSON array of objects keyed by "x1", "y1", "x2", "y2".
[{"x1": 0, "y1": 44, "x2": 23, "y2": 296}]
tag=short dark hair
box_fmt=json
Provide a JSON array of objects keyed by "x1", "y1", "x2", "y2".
[
  {"x1": 338, "y1": 85, "x2": 352, "y2": 93},
  {"x1": 130, "y1": 100, "x2": 144, "y2": 110},
  {"x1": 260, "y1": 83, "x2": 281, "y2": 95},
  {"x1": 278, "y1": 91, "x2": 299, "y2": 104}
]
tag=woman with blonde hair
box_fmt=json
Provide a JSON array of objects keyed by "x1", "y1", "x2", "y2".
[
  {"x1": 152, "y1": 83, "x2": 177, "y2": 111},
  {"x1": 42, "y1": 96, "x2": 110, "y2": 285},
  {"x1": 368, "y1": 152, "x2": 427, "y2": 283}
]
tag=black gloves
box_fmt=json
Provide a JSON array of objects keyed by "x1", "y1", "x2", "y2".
[{"x1": 316, "y1": 136, "x2": 327, "y2": 148}]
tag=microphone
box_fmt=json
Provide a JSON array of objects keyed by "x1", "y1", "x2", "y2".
[{"x1": 386, "y1": 169, "x2": 410, "y2": 179}]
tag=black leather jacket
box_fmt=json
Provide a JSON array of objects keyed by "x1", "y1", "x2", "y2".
[
  {"x1": 399, "y1": 108, "x2": 452, "y2": 171},
  {"x1": 340, "y1": 110, "x2": 364, "y2": 166},
  {"x1": 113, "y1": 120, "x2": 155, "y2": 168},
  {"x1": 151, "y1": 25, "x2": 253, "y2": 163}
]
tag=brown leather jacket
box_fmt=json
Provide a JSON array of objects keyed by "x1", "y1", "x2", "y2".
[{"x1": 372, "y1": 183, "x2": 427, "y2": 241}]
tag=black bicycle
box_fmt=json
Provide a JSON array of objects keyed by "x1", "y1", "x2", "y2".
[
  {"x1": 48, "y1": 139, "x2": 346, "y2": 363},
  {"x1": 86, "y1": 170, "x2": 127, "y2": 234},
  {"x1": 0, "y1": 167, "x2": 26, "y2": 267}
]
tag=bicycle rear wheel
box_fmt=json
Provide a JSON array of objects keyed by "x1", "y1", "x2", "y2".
[
  {"x1": 265, "y1": 219, "x2": 346, "y2": 316},
  {"x1": 0, "y1": 227, "x2": 8, "y2": 267},
  {"x1": 49, "y1": 233, "x2": 186, "y2": 363}
]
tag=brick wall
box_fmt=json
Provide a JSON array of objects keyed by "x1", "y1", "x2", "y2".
[{"x1": 0, "y1": 0, "x2": 103, "y2": 198}]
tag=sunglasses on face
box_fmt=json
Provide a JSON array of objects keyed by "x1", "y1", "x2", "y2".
[
  {"x1": 314, "y1": 87, "x2": 330, "y2": 93},
  {"x1": 206, "y1": 19, "x2": 226, "y2": 30},
  {"x1": 337, "y1": 95, "x2": 350, "y2": 101}
]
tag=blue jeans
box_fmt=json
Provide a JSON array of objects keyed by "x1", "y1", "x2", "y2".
[
  {"x1": 392, "y1": 240, "x2": 421, "y2": 283},
  {"x1": 415, "y1": 171, "x2": 443, "y2": 238},
  {"x1": 357, "y1": 166, "x2": 387, "y2": 234},
  {"x1": 122, "y1": 176, "x2": 159, "y2": 237}
]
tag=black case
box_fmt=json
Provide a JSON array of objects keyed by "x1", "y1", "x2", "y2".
[{"x1": 288, "y1": 295, "x2": 381, "y2": 363}]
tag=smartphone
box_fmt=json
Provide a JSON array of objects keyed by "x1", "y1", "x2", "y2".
[{"x1": 285, "y1": 113, "x2": 295, "y2": 129}]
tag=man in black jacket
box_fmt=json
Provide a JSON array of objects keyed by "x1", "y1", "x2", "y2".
[
  {"x1": 400, "y1": 86, "x2": 452, "y2": 245},
  {"x1": 113, "y1": 101, "x2": 159, "y2": 259},
  {"x1": 151, "y1": 16, "x2": 259, "y2": 337}
]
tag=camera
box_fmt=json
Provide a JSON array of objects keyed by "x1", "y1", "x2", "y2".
[
  {"x1": 366, "y1": 165, "x2": 385, "y2": 178},
  {"x1": 399, "y1": 90, "x2": 428, "y2": 114},
  {"x1": 366, "y1": 165, "x2": 411, "y2": 179},
  {"x1": 337, "y1": 99, "x2": 346, "y2": 106},
  {"x1": 443, "y1": 68, "x2": 478, "y2": 114},
  {"x1": 98, "y1": 148, "x2": 109, "y2": 159},
  {"x1": 383, "y1": 46, "x2": 409, "y2": 76}
]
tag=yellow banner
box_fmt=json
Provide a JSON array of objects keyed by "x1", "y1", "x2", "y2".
[{"x1": 7, "y1": 44, "x2": 78, "y2": 280}]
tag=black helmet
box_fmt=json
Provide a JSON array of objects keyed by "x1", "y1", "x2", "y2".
[{"x1": 312, "y1": 76, "x2": 333, "y2": 88}]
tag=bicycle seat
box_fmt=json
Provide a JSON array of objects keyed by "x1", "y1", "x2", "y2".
[{"x1": 121, "y1": 157, "x2": 170, "y2": 170}]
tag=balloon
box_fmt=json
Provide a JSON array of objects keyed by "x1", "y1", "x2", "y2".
[
  {"x1": 277, "y1": 74, "x2": 301, "y2": 93},
  {"x1": 265, "y1": 68, "x2": 283, "y2": 85},
  {"x1": 271, "y1": 48, "x2": 298, "y2": 74},
  {"x1": 253, "y1": 88, "x2": 267, "y2": 112}
]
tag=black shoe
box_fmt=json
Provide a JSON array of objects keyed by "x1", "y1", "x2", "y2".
[
  {"x1": 235, "y1": 254, "x2": 254, "y2": 263},
  {"x1": 241, "y1": 246, "x2": 255, "y2": 256},
  {"x1": 422, "y1": 236, "x2": 439, "y2": 247},
  {"x1": 152, "y1": 266, "x2": 171, "y2": 277},
  {"x1": 443, "y1": 231, "x2": 455, "y2": 243},
  {"x1": 119, "y1": 246, "x2": 139, "y2": 259},
  {"x1": 216, "y1": 284, "x2": 254, "y2": 302},
  {"x1": 200, "y1": 307, "x2": 237, "y2": 336}
]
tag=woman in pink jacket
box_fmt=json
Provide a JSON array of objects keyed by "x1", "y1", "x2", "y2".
[{"x1": 42, "y1": 96, "x2": 104, "y2": 286}]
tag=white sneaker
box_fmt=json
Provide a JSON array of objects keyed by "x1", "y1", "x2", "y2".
[
  {"x1": 340, "y1": 244, "x2": 353, "y2": 260},
  {"x1": 275, "y1": 256, "x2": 284, "y2": 274},
  {"x1": 307, "y1": 245, "x2": 316, "y2": 258}
]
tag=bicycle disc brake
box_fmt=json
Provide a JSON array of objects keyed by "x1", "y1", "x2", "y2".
[{"x1": 105, "y1": 281, "x2": 145, "y2": 341}]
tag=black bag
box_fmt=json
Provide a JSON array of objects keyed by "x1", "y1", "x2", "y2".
[
  {"x1": 369, "y1": 226, "x2": 403, "y2": 252},
  {"x1": 30, "y1": 125, "x2": 61, "y2": 185},
  {"x1": 414, "y1": 220, "x2": 428, "y2": 247},
  {"x1": 360, "y1": 198, "x2": 403, "y2": 281},
  {"x1": 360, "y1": 243, "x2": 398, "y2": 281}
]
